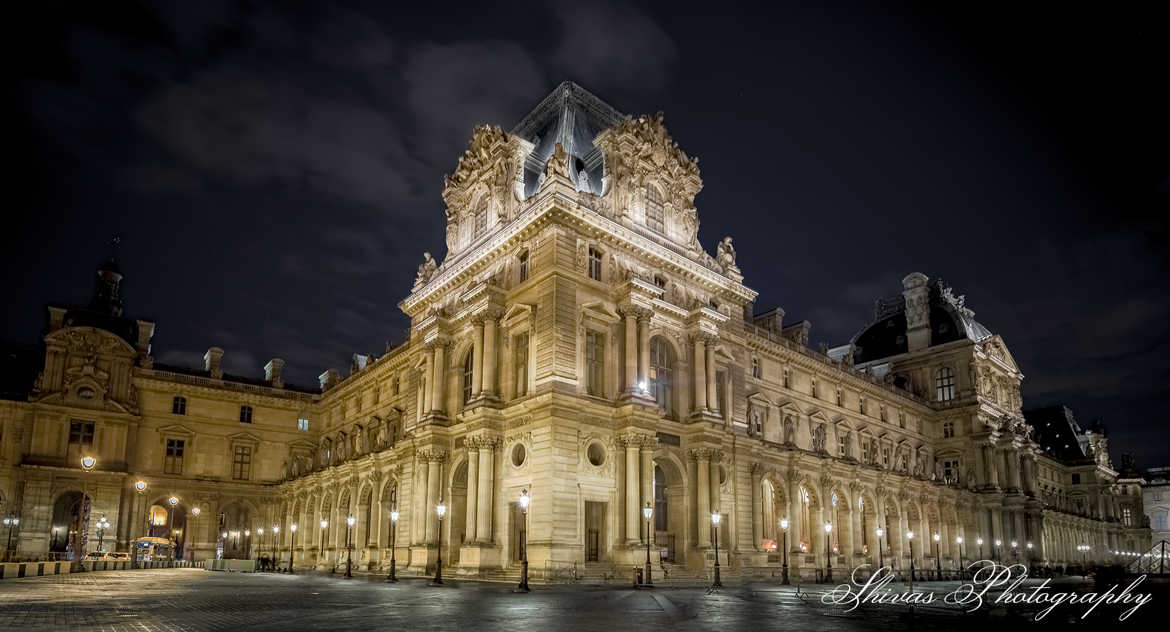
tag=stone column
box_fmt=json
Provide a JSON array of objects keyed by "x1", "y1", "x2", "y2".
[
  {"x1": 975, "y1": 443, "x2": 986, "y2": 487},
  {"x1": 465, "y1": 445, "x2": 479, "y2": 543},
  {"x1": 423, "y1": 354, "x2": 434, "y2": 415},
  {"x1": 986, "y1": 445, "x2": 1000, "y2": 488},
  {"x1": 750, "y1": 467, "x2": 763, "y2": 549},
  {"x1": 476, "y1": 441, "x2": 494, "y2": 542},
  {"x1": 696, "y1": 451, "x2": 711, "y2": 547},
  {"x1": 625, "y1": 437, "x2": 640, "y2": 543},
  {"x1": 483, "y1": 317, "x2": 498, "y2": 397},
  {"x1": 693, "y1": 336, "x2": 707, "y2": 412},
  {"x1": 787, "y1": 476, "x2": 802, "y2": 553},
  {"x1": 850, "y1": 498, "x2": 862, "y2": 556},
  {"x1": 471, "y1": 320, "x2": 484, "y2": 398},
  {"x1": 1008, "y1": 448, "x2": 1022, "y2": 491},
  {"x1": 425, "y1": 457, "x2": 440, "y2": 543},
  {"x1": 431, "y1": 344, "x2": 446, "y2": 415},
  {"x1": 705, "y1": 344, "x2": 717, "y2": 413},
  {"x1": 637, "y1": 312, "x2": 650, "y2": 388},
  {"x1": 709, "y1": 456, "x2": 721, "y2": 514},
  {"x1": 990, "y1": 507, "x2": 1002, "y2": 549},
  {"x1": 623, "y1": 309, "x2": 638, "y2": 393}
]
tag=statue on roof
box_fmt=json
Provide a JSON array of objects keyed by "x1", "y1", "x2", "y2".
[{"x1": 413, "y1": 252, "x2": 438, "y2": 291}]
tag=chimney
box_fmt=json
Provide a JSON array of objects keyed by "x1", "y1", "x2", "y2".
[
  {"x1": 265, "y1": 358, "x2": 285, "y2": 389},
  {"x1": 47, "y1": 306, "x2": 67, "y2": 332},
  {"x1": 319, "y1": 368, "x2": 341, "y2": 392},
  {"x1": 901, "y1": 273, "x2": 931, "y2": 352},
  {"x1": 204, "y1": 347, "x2": 224, "y2": 379}
]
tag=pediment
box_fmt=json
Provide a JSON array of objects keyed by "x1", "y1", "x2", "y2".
[
  {"x1": 227, "y1": 431, "x2": 262, "y2": 446},
  {"x1": 503, "y1": 303, "x2": 536, "y2": 329},
  {"x1": 158, "y1": 423, "x2": 196, "y2": 438},
  {"x1": 579, "y1": 301, "x2": 619, "y2": 325}
]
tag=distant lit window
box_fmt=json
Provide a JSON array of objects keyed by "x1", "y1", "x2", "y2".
[
  {"x1": 588, "y1": 247, "x2": 602, "y2": 281},
  {"x1": 1154, "y1": 511, "x2": 1167, "y2": 530},
  {"x1": 232, "y1": 445, "x2": 252, "y2": 480},
  {"x1": 1122, "y1": 507, "x2": 1132, "y2": 526},
  {"x1": 172, "y1": 396, "x2": 187, "y2": 415},
  {"x1": 297, "y1": 417, "x2": 310, "y2": 431},
  {"x1": 645, "y1": 186, "x2": 664, "y2": 233},
  {"x1": 239, "y1": 405, "x2": 253, "y2": 423},
  {"x1": 935, "y1": 367, "x2": 956, "y2": 402},
  {"x1": 943, "y1": 421, "x2": 955, "y2": 439},
  {"x1": 165, "y1": 439, "x2": 184, "y2": 475}
]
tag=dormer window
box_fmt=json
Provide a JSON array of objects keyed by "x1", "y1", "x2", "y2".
[
  {"x1": 935, "y1": 367, "x2": 956, "y2": 402},
  {"x1": 646, "y1": 186, "x2": 664, "y2": 233}
]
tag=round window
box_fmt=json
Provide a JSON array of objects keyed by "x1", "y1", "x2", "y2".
[
  {"x1": 587, "y1": 442, "x2": 606, "y2": 467},
  {"x1": 511, "y1": 443, "x2": 526, "y2": 467}
]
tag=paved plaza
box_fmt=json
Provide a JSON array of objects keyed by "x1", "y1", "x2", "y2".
[{"x1": 0, "y1": 569, "x2": 1162, "y2": 631}]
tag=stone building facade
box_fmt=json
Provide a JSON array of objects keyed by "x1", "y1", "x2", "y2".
[{"x1": 0, "y1": 82, "x2": 1149, "y2": 578}]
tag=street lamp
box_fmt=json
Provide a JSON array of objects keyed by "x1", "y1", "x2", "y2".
[
  {"x1": 642, "y1": 501, "x2": 654, "y2": 587},
  {"x1": 386, "y1": 509, "x2": 398, "y2": 582},
  {"x1": 77, "y1": 455, "x2": 97, "y2": 571},
  {"x1": 907, "y1": 531, "x2": 916, "y2": 587},
  {"x1": 135, "y1": 480, "x2": 147, "y2": 493},
  {"x1": 344, "y1": 516, "x2": 355, "y2": 578},
  {"x1": 3, "y1": 517, "x2": 19, "y2": 562},
  {"x1": 956, "y1": 536, "x2": 964, "y2": 576},
  {"x1": 875, "y1": 527, "x2": 885, "y2": 571},
  {"x1": 96, "y1": 516, "x2": 111, "y2": 554},
  {"x1": 711, "y1": 512, "x2": 723, "y2": 588},
  {"x1": 167, "y1": 496, "x2": 179, "y2": 559},
  {"x1": 932, "y1": 533, "x2": 941, "y2": 579},
  {"x1": 977, "y1": 537, "x2": 984, "y2": 563},
  {"x1": 51, "y1": 526, "x2": 60, "y2": 552},
  {"x1": 824, "y1": 523, "x2": 834, "y2": 583},
  {"x1": 244, "y1": 529, "x2": 251, "y2": 561},
  {"x1": 272, "y1": 525, "x2": 279, "y2": 569},
  {"x1": 780, "y1": 519, "x2": 790, "y2": 584},
  {"x1": 1010, "y1": 540, "x2": 1018, "y2": 564},
  {"x1": 319, "y1": 520, "x2": 328, "y2": 570},
  {"x1": 257, "y1": 528, "x2": 264, "y2": 567},
  {"x1": 431, "y1": 502, "x2": 446, "y2": 586},
  {"x1": 288, "y1": 524, "x2": 297, "y2": 574},
  {"x1": 994, "y1": 539, "x2": 1002, "y2": 564},
  {"x1": 1078, "y1": 544, "x2": 1089, "y2": 577},
  {"x1": 517, "y1": 489, "x2": 531, "y2": 592}
]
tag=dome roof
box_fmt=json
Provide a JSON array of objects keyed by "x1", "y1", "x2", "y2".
[{"x1": 851, "y1": 277, "x2": 991, "y2": 364}]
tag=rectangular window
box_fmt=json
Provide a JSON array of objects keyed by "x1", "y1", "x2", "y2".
[
  {"x1": 172, "y1": 396, "x2": 187, "y2": 415},
  {"x1": 514, "y1": 333, "x2": 529, "y2": 397},
  {"x1": 882, "y1": 447, "x2": 891, "y2": 468},
  {"x1": 232, "y1": 445, "x2": 252, "y2": 480},
  {"x1": 518, "y1": 251, "x2": 529, "y2": 282},
  {"x1": 165, "y1": 439, "x2": 185, "y2": 475},
  {"x1": 392, "y1": 376, "x2": 400, "y2": 395},
  {"x1": 782, "y1": 368, "x2": 790, "y2": 389},
  {"x1": 1072, "y1": 473, "x2": 1081, "y2": 484},
  {"x1": 838, "y1": 434, "x2": 848, "y2": 457},
  {"x1": 942, "y1": 458, "x2": 960, "y2": 482},
  {"x1": 69, "y1": 421, "x2": 95, "y2": 446},
  {"x1": 239, "y1": 405, "x2": 253, "y2": 423},
  {"x1": 646, "y1": 187, "x2": 664, "y2": 233},
  {"x1": 474, "y1": 200, "x2": 488, "y2": 237},
  {"x1": 942, "y1": 421, "x2": 955, "y2": 439},
  {"x1": 585, "y1": 330, "x2": 604, "y2": 396},
  {"x1": 715, "y1": 369, "x2": 727, "y2": 414},
  {"x1": 297, "y1": 417, "x2": 310, "y2": 431},
  {"x1": 1122, "y1": 507, "x2": 1132, "y2": 526},
  {"x1": 588, "y1": 247, "x2": 602, "y2": 281}
]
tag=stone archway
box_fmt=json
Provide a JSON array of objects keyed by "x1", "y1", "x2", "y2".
[{"x1": 652, "y1": 453, "x2": 686, "y2": 564}]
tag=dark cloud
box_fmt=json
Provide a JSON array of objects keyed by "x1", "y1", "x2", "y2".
[{"x1": 551, "y1": 1, "x2": 678, "y2": 93}]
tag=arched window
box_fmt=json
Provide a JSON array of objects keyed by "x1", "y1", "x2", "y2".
[
  {"x1": 463, "y1": 349, "x2": 475, "y2": 404},
  {"x1": 935, "y1": 367, "x2": 956, "y2": 401},
  {"x1": 645, "y1": 186, "x2": 664, "y2": 233},
  {"x1": 473, "y1": 197, "x2": 489, "y2": 238},
  {"x1": 649, "y1": 337, "x2": 675, "y2": 417}
]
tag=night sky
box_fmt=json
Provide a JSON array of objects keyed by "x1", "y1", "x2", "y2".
[{"x1": 6, "y1": 2, "x2": 1168, "y2": 466}]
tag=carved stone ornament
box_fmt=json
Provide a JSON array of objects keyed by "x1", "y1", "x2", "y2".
[{"x1": 413, "y1": 252, "x2": 438, "y2": 291}]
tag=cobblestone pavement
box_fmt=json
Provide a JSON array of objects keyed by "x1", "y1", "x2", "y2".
[{"x1": 0, "y1": 569, "x2": 1162, "y2": 631}]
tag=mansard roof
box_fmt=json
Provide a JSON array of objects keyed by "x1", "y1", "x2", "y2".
[
  {"x1": 1024, "y1": 404, "x2": 1091, "y2": 463},
  {"x1": 851, "y1": 276, "x2": 992, "y2": 364},
  {"x1": 511, "y1": 81, "x2": 624, "y2": 197}
]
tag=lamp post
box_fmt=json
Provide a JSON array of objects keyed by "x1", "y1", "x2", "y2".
[
  {"x1": 257, "y1": 528, "x2": 264, "y2": 568},
  {"x1": 75, "y1": 456, "x2": 97, "y2": 571},
  {"x1": 187, "y1": 507, "x2": 200, "y2": 563},
  {"x1": 977, "y1": 537, "x2": 984, "y2": 564},
  {"x1": 341, "y1": 516, "x2": 355, "y2": 577},
  {"x1": 643, "y1": 501, "x2": 654, "y2": 587},
  {"x1": 288, "y1": 524, "x2": 297, "y2": 574},
  {"x1": 167, "y1": 496, "x2": 179, "y2": 560},
  {"x1": 907, "y1": 531, "x2": 916, "y2": 588},
  {"x1": 51, "y1": 526, "x2": 59, "y2": 552},
  {"x1": 780, "y1": 518, "x2": 790, "y2": 585},
  {"x1": 319, "y1": 520, "x2": 327, "y2": 570},
  {"x1": 431, "y1": 502, "x2": 446, "y2": 586},
  {"x1": 132, "y1": 481, "x2": 147, "y2": 568},
  {"x1": 994, "y1": 539, "x2": 1002, "y2": 564},
  {"x1": 96, "y1": 516, "x2": 111, "y2": 554},
  {"x1": 932, "y1": 533, "x2": 941, "y2": 580},
  {"x1": 876, "y1": 527, "x2": 885, "y2": 571},
  {"x1": 386, "y1": 510, "x2": 398, "y2": 582},
  {"x1": 956, "y1": 536, "x2": 964, "y2": 577},
  {"x1": 272, "y1": 525, "x2": 280, "y2": 569},
  {"x1": 2, "y1": 517, "x2": 18, "y2": 562},
  {"x1": 824, "y1": 523, "x2": 833, "y2": 583},
  {"x1": 711, "y1": 512, "x2": 723, "y2": 588},
  {"x1": 517, "y1": 489, "x2": 531, "y2": 592},
  {"x1": 1078, "y1": 544, "x2": 1088, "y2": 577},
  {"x1": 1010, "y1": 540, "x2": 1018, "y2": 565},
  {"x1": 1026, "y1": 542, "x2": 1033, "y2": 570},
  {"x1": 244, "y1": 529, "x2": 251, "y2": 561}
]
